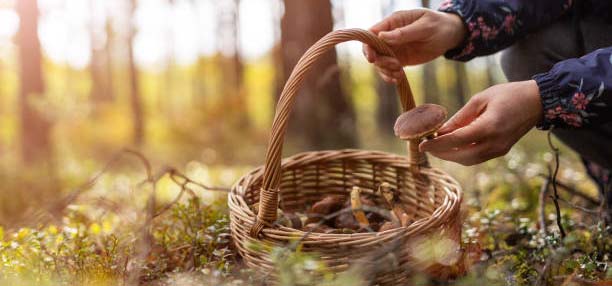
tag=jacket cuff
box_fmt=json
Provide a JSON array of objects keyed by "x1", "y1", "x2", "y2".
[
  {"x1": 438, "y1": 0, "x2": 477, "y2": 61},
  {"x1": 533, "y1": 72, "x2": 578, "y2": 130}
]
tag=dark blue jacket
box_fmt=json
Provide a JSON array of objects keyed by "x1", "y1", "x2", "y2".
[{"x1": 439, "y1": 0, "x2": 612, "y2": 130}]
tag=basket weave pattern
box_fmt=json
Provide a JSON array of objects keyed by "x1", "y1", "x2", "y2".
[{"x1": 228, "y1": 29, "x2": 463, "y2": 283}]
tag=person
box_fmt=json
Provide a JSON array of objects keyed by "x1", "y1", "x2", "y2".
[{"x1": 363, "y1": 0, "x2": 611, "y2": 221}]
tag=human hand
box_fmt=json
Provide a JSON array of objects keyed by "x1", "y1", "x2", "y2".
[
  {"x1": 363, "y1": 9, "x2": 466, "y2": 83},
  {"x1": 419, "y1": 80, "x2": 543, "y2": 166}
]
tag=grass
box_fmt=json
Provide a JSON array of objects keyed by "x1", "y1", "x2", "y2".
[{"x1": 0, "y1": 132, "x2": 609, "y2": 285}]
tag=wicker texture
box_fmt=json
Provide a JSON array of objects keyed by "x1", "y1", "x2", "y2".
[{"x1": 228, "y1": 29, "x2": 463, "y2": 284}]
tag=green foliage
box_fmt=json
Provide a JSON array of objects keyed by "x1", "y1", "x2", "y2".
[
  {"x1": 0, "y1": 197, "x2": 233, "y2": 286},
  {"x1": 143, "y1": 197, "x2": 233, "y2": 282}
]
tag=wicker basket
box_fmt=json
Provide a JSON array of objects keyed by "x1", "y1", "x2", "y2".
[{"x1": 228, "y1": 29, "x2": 463, "y2": 284}]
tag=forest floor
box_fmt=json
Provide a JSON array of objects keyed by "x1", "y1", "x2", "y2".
[{"x1": 0, "y1": 131, "x2": 610, "y2": 286}]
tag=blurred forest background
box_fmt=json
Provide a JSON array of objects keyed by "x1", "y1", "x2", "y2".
[
  {"x1": 0, "y1": 0, "x2": 507, "y2": 225},
  {"x1": 0, "y1": 0, "x2": 609, "y2": 285}
]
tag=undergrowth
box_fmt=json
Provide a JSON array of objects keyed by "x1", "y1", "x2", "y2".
[{"x1": 0, "y1": 148, "x2": 610, "y2": 286}]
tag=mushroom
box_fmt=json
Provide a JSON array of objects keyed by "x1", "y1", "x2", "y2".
[
  {"x1": 334, "y1": 211, "x2": 361, "y2": 230},
  {"x1": 350, "y1": 187, "x2": 370, "y2": 228},
  {"x1": 394, "y1": 104, "x2": 447, "y2": 202},
  {"x1": 305, "y1": 195, "x2": 345, "y2": 225},
  {"x1": 394, "y1": 104, "x2": 447, "y2": 142},
  {"x1": 334, "y1": 188, "x2": 379, "y2": 231},
  {"x1": 251, "y1": 203, "x2": 304, "y2": 229},
  {"x1": 379, "y1": 221, "x2": 399, "y2": 232},
  {"x1": 303, "y1": 223, "x2": 334, "y2": 233},
  {"x1": 377, "y1": 183, "x2": 411, "y2": 227}
]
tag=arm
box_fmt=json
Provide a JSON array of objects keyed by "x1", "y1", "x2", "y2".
[
  {"x1": 419, "y1": 47, "x2": 612, "y2": 165},
  {"x1": 535, "y1": 47, "x2": 612, "y2": 129},
  {"x1": 439, "y1": 0, "x2": 573, "y2": 61}
]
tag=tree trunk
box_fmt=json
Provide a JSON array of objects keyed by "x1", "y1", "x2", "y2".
[
  {"x1": 104, "y1": 20, "x2": 115, "y2": 101},
  {"x1": 280, "y1": 0, "x2": 357, "y2": 149},
  {"x1": 16, "y1": 0, "x2": 51, "y2": 164},
  {"x1": 89, "y1": 0, "x2": 113, "y2": 103},
  {"x1": 423, "y1": 61, "x2": 441, "y2": 104},
  {"x1": 375, "y1": 0, "x2": 400, "y2": 133},
  {"x1": 484, "y1": 56, "x2": 497, "y2": 87},
  {"x1": 420, "y1": 0, "x2": 441, "y2": 105},
  {"x1": 451, "y1": 61, "x2": 469, "y2": 111},
  {"x1": 215, "y1": 0, "x2": 247, "y2": 126},
  {"x1": 128, "y1": 0, "x2": 144, "y2": 146}
]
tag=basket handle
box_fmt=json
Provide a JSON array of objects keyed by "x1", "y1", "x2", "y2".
[{"x1": 250, "y1": 28, "x2": 422, "y2": 237}]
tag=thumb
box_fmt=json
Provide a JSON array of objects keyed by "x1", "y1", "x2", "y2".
[
  {"x1": 370, "y1": 9, "x2": 426, "y2": 36},
  {"x1": 378, "y1": 21, "x2": 429, "y2": 45},
  {"x1": 438, "y1": 95, "x2": 487, "y2": 135}
]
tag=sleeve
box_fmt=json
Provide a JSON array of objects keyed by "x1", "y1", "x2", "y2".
[
  {"x1": 438, "y1": 0, "x2": 573, "y2": 61},
  {"x1": 533, "y1": 47, "x2": 612, "y2": 129}
]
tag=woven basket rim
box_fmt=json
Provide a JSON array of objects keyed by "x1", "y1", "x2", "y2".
[{"x1": 229, "y1": 149, "x2": 463, "y2": 240}]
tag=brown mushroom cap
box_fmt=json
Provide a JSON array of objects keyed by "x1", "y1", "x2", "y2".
[{"x1": 394, "y1": 104, "x2": 447, "y2": 140}]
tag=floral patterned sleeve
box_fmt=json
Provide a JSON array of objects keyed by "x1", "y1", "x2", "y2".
[
  {"x1": 533, "y1": 48, "x2": 612, "y2": 129},
  {"x1": 438, "y1": 0, "x2": 573, "y2": 61}
]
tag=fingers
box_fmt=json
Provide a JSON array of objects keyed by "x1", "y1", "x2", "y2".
[
  {"x1": 419, "y1": 95, "x2": 491, "y2": 153},
  {"x1": 437, "y1": 95, "x2": 487, "y2": 135},
  {"x1": 378, "y1": 21, "x2": 430, "y2": 46},
  {"x1": 375, "y1": 56, "x2": 402, "y2": 70},
  {"x1": 428, "y1": 136, "x2": 512, "y2": 166},
  {"x1": 363, "y1": 45, "x2": 402, "y2": 69},
  {"x1": 363, "y1": 45, "x2": 404, "y2": 84},
  {"x1": 376, "y1": 66, "x2": 403, "y2": 84},
  {"x1": 428, "y1": 143, "x2": 492, "y2": 166},
  {"x1": 379, "y1": 72, "x2": 398, "y2": 84},
  {"x1": 370, "y1": 10, "x2": 426, "y2": 35},
  {"x1": 369, "y1": 10, "x2": 429, "y2": 46},
  {"x1": 363, "y1": 44, "x2": 377, "y2": 63},
  {"x1": 419, "y1": 119, "x2": 490, "y2": 153}
]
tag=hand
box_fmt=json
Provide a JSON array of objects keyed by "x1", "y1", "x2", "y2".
[
  {"x1": 363, "y1": 9, "x2": 466, "y2": 83},
  {"x1": 419, "y1": 80, "x2": 543, "y2": 166}
]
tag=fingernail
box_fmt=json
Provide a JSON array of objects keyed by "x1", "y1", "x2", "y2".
[
  {"x1": 380, "y1": 30, "x2": 398, "y2": 42},
  {"x1": 379, "y1": 31, "x2": 392, "y2": 40},
  {"x1": 419, "y1": 142, "x2": 429, "y2": 152},
  {"x1": 363, "y1": 49, "x2": 372, "y2": 62},
  {"x1": 437, "y1": 123, "x2": 451, "y2": 134}
]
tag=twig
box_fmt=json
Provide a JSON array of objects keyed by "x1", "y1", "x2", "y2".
[
  {"x1": 552, "y1": 275, "x2": 610, "y2": 285},
  {"x1": 168, "y1": 168, "x2": 231, "y2": 192},
  {"x1": 548, "y1": 128, "x2": 566, "y2": 238},
  {"x1": 153, "y1": 180, "x2": 197, "y2": 218},
  {"x1": 536, "y1": 174, "x2": 599, "y2": 206},
  {"x1": 122, "y1": 148, "x2": 153, "y2": 181},
  {"x1": 536, "y1": 257, "x2": 552, "y2": 286},
  {"x1": 539, "y1": 173, "x2": 550, "y2": 235},
  {"x1": 27, "y1": 149, "x2": 157, "y2": 226},
  {"x1": 127, "y1": 149, "x2": 156, "y2": 285},
  {"x1": 553, "y1": 196, "x2": 600, "y2": 215}
]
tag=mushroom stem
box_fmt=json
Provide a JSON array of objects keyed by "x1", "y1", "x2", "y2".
[
  {"x1": 350, "y1": 187, "x2": 369, "y2": 227},
  {"x1": 408, "y1": 140, "x2": 428, "y2": 167},
  {"x1": 378, "y1": 183, "x2": 411, "y2": 227}
]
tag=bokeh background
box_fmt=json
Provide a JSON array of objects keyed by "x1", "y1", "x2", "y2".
[
  {"x1": 0, "y1": 1, "x2": 605, "y2": 284},
  {"x1": 0, "y1": 0, "x2": 592, "y2": 222}
]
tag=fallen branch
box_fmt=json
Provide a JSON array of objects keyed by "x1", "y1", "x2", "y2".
[
  {"x1": 537, "y1": 174, "x2": 599, "y2": 206},
  {"x1": 548, "y1": 128, "x2": 566, "y2": 239},
  {"x1": 554, "y1": 196, "x2": 600, "y2": 215},
  {"x1": 536, "y1": 257, "x2": 552, "y2": 286},
  {"x1": 539, "y1": 174, "x2": 550, "y2": 235}
]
